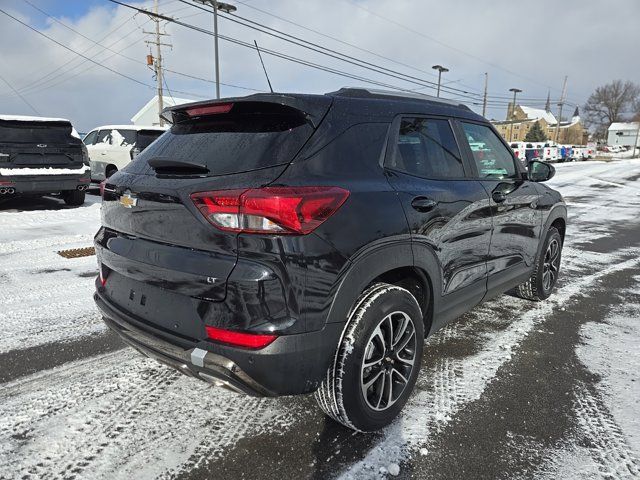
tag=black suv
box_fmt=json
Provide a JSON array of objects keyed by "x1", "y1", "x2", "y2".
[
  {"x1": 0, "y1": 115, "x2": 90, "y2": 205},
  {"x1": 94, "y1": 89, "x2": 566, "y2": 431}
]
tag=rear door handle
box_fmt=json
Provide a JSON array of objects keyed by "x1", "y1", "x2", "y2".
[{"x1": 411, "y1": 197, "x2": 437, "y2": 212}]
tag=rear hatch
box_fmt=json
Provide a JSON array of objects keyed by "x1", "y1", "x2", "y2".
[
  {"x1": 97, "y1": 95, "x2": 331, "y2": 337},
  {"x1": 0, "y1": 118, "x2": 84, "y2": 172}
]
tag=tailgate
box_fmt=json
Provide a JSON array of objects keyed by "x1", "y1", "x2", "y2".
[{"x1": 97, "y1": 165, "x2": 291, "y2": 305}]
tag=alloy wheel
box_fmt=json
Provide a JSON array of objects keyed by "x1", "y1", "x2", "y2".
[
  {"x1": 542, "y1": 238, "x2": 561, "y2": 292},
  {"x1": 360, "y1": 311, "x2": 417, "y2": 411}
]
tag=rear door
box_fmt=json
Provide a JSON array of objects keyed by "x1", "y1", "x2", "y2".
[
  {"x1": 456, "y1": 121, "x2": 542, "y2": 293},
  {"x1": 0, "y1": 119, "x2": 84, "y2": 171},
  {"x1": 384, "y1": 115, "x2": 492, "y2": 319}
]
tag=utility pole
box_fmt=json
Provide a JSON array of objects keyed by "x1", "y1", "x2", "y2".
[
  {"x1": 508, "y1": 87, "x2": 522, "y2": 142},
  {"x1": 634, "y1": 120, "x2": 640, "y2": 158},
  {"x1": 554, "y1": 76, "x2": 568, "y2": 144},
  {"x1": 196, "y1": 0, "x2": 237, "y2": 99},
  {"x1": 482, "y1": 72, "x2": 488, "y2": 118},
  {"x1": 144, "y1": 0, "x2": 172, "y2": 126},
  {"x1": 432, "y1": 65, "x2": 449, "y2": 98}
]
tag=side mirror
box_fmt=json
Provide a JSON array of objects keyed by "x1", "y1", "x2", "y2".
[{"x1": 528, "y1": 160, "x2": 555, "y2": 182}]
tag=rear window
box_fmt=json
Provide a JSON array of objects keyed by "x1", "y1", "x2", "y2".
[
  {"x1": 0, "y1": 120, "x2": 79, "y2": 145},
  {"x1": 136, "y1": 130, "x2": 164, "y2": 150},
  {"x1": 134, "y1": 103, "x2": 313, "y2": 176}
]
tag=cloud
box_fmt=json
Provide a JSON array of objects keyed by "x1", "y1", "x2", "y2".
[{"x1": 1, "y1": 0, "x2": 639, "y2": 131}]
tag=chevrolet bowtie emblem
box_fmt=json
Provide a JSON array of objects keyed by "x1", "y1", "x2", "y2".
[{"x1": 119, "y1": 192, "x2": 138, "y2": 208}]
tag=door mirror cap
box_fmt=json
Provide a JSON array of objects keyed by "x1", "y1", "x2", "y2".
[{"x1": 528, "y1": 160, "x2": 555, "y2": 182}]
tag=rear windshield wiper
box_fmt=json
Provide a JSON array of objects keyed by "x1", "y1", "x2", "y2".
[{"x1": 148, "y1": 156, "x2": 210, "y2": 174}]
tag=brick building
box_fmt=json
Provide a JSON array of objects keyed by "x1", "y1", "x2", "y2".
[{"x1": 493, "y1": 104, "x2": 587, "y2": 144}]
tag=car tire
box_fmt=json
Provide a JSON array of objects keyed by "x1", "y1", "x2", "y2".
[
  {"x1": 62, "y1": 190, "x2": 86, "y2": 206},
  {"x1": 315, "y1": 283, "x2": 424, "y2": 432},
  {"x1": 512, "y1": 227, "x2": 562, "y2": 301}
]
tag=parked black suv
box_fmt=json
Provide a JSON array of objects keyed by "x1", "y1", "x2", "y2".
[
  {"x1": 0, "y1": 115, "x2": 90, "y2": 205},
  {"x1": 94, "y1": 89, "x2": 566, "y2": 431}
]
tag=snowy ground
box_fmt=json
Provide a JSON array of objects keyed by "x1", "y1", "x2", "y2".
[{"x1": 1, "y1": 160, "x2": 639, "y2": 479}]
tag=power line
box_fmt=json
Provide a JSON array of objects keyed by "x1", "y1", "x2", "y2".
[
  {"x1": 180, "y1": 0, "x2": 574, "y2": 106},
  {"x1": 343, "y1": 0, "x2": 559, "y2": 94},
  {"x1": 0, "y1": 8, "x2": 210, "y2": 101},
  {"x1": 16, "y1": 24, "x2": 146, "y2": 96},
  {"x1": 232, "y1": 0, "x2": 456, "y2": 83},
  {"x1": 11, "y1": 3, "x2": 138, "y2": 95},
  {"x1": 108, "y1": 0, "x2": 581, "y2": 109},
  {"x1": 179, "y1": 0, "x2": 487, "y2": 100},
  {"x1": 12, "y1": 2, "x2": 264, "y2": 97},
  {"x1": 0, "y1": 72, "x2": 40, "y2": 115},
  {"x1": 0, "y1": 8, "x2": 152, "y2": 88},
  {"x1": 0, "y1": 35, "x2": 145, "y2": 98},
  {"x1": 163, "y1": 67, "x2": 263, "y2": 92}
]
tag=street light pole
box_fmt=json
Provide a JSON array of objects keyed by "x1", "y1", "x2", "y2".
[
  {"x1": 432, "y1": 65, "x2": 449, "y2": 98},
  {"x1": 195, "y1": 0, "x2": 237, "y2": 99},
  {"x1": 508, "y1": 87, "x2": 522, "y2": 142}
]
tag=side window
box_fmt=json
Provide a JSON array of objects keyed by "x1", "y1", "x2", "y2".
[
  {"x1": 389, "y1": 117, "x2": 464, "y2": 179},
  {"x1": 96, "y1": 129, "x2": 111, "y2": 145},
  {"x1": 460, "y1": 122, "x2": 518, "y2": 179},
  {"x1": 114, "y1": 129, "x2": 136, "y2": 147},
  {"x1": 83, "y1": 130, "x2": 98, "y2": 145}
]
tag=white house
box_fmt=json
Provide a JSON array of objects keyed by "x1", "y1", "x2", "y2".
[
  {"x1": 607, "y1": 122, "x2": 640, "y2": 148},
  {"x1": 131, "y1": 95, "x2": 194, "y2": 126}
]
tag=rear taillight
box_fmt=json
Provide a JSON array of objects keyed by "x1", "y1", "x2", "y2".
[
  {"x1": 205, "y1": 325, "x2": 277, "y2": 349},
  {"x1": 185, "y1": 102, "x2": 233, "y2": 117},
  {"x1": 191, "y1": 186, "x2": 350, "y2": 235}
]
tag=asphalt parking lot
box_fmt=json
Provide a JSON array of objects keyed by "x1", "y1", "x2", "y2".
[{"x1": 1, "y1": 159, "x2": 639, "y2": 480}]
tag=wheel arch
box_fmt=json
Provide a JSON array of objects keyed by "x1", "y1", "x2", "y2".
[
  {"x1": 538, "y1": 204, "x2": 567, "y2": 260},
  {"x1": 324, "y1": 238, "x2": 441, "y2": 337}
]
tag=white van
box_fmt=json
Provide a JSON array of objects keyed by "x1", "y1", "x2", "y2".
[
  {"x1": 509, "y1": 142, "x2": 526, "y2": 165},
  {"x1": 541, "y1": 144, "x2": 559, "y2": 162},
  {"x1": 83, "y1": 125, "x2": 166, "y2": 181}
]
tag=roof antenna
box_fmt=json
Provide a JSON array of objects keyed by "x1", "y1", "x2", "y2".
[{"x1": 254, "y1": 40, "x2": 273, "y2": 93}]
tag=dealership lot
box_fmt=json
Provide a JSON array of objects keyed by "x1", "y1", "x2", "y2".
[{"x1": 1, "y1": 159, "x2": 639, "y2": 479}]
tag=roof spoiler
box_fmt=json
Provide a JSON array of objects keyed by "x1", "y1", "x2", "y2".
[{"x1": 161, "y1": 93, "x2": 333, "y2": 128}]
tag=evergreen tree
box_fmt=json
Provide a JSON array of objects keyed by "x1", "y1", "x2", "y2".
[{"x1": 524, "y1": 121, "x2": 548, "y2": 142}]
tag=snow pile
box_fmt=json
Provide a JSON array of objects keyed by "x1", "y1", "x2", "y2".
[
  {"x1": 0, "y1": 165, "x2": 89, "y2": 176},
  {"x1": 0, "y1": 114, "x2": 71, "y2": 123}
]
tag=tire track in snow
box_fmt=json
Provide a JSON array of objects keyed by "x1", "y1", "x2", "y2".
[
  {"x1": 0, "y1": 262, "x2": 103, "y2": 354},
  {"x1": 0, "y1": 350, "x2": 296, "y2": 480},
  {"x1": 573, "y1": 385, "x2": 640, "y2": 479},
  {"x1": 339, "y1": 248, "x2": 640, "y2": 479}
]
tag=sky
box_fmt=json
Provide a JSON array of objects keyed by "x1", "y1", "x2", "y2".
[{"x1": 0, "y1": 0, "x2": 639, "y2": 132}]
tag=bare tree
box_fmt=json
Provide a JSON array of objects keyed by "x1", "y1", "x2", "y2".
[{"x1": 584, "y1": 80, "x2": 640, "y2": 137}]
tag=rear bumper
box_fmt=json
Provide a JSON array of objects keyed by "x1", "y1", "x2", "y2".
[
  {"x1": 0, "y1": 174, "x2": 90, "y2": 194},
  {"x1": 94, "y1": 290, "x2": 343, "y2": 396}
]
